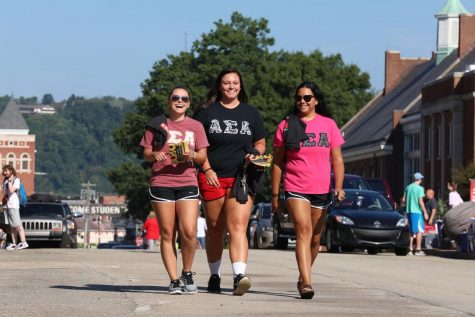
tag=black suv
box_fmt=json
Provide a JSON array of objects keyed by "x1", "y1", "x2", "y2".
[
  {"x1": 20, "y1": 199, "x2": 80, "y2": 248},
  {"x1": 272, "y1": 174, "x2": 370, "y2": 249}
]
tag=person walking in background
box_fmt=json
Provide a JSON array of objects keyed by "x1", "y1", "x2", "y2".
[
  {"x1": 271, "y1": 81, "x2": 345, "y2": 299},
  {"x1": 143, "y1": 211, "x2": 160, "y2": 251},
  {"x1": 196, "y1": 210, "x2": 207, "y2": 249},
  {"x1": 447, "y1": 181, "x2": 463, "y2": 209},
  {"x1": 402, "y1": 172, "x2": 429, "y2": 256},
  {"x1": 140, "y1": 86, "x2": 208, "y2": 295},
  {"x1": 2, "y1": 164, "x2": 28, "y2": 251},
  {"x1": 424, "y1": 189, "x2": 437, "y2": 226},
  {"x1": 193, "y1": 68, "x2": 267, "y2": 295}
]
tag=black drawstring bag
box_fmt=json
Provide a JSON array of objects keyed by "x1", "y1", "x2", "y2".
[{"x1": 232, "y1": 161, "x2": 249, "y2": 204}]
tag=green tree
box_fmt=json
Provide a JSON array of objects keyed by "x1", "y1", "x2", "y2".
[
  {"x1": 41, "y1": 93, "x2": 55, "y2": 105},
  {"x1": 109, "y1": 12, "x2": 373, "y2": 219}
]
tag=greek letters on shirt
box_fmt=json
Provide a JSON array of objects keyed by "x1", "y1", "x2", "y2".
[
  {"x1": 301, "y1": 132, "x2": 330, "y2": 148},
  {"x1": 208, "y1": 119, "x2": 252, "y2": 135},
  {"x1": 167, "y1": 130, "x2": 195, "y2": 146}
]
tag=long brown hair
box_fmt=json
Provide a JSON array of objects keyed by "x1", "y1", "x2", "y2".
[{"x1": 2, "y1": 164, "x2": 17, "y2": 177}]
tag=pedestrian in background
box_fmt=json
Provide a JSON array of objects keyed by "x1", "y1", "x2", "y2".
[
  {"x1": 447, "y1": 181, "x2": 463, "y2": 209},
  {"x1": 193, "y1": 68, "x2": 267, "y2": 295},
  {"x1": 402, "y1": 172, "x2": 428, "y2": 255},
  {"x1": 2, "y1": 164, "x2": 28, "y2": 250},
  {"x1": 196, "y1": 209, "x2": 207, "y2": 249},
  {"x1": 143, "y1": 211, "x2": 160, "y2": 251},
  {"x1": 271, "y1": 81, "x2": 345, "y2": 299},
  {"x1": 424, "y1": 189, "x2": 437, "y2": 227},
  {"x1": 140, "y1": 86, "x2": 208, "y2": 295}
]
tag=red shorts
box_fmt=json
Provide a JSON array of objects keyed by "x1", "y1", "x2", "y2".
[{"x1": 198, "y1": 173, "x2": 235, "y2": 201}]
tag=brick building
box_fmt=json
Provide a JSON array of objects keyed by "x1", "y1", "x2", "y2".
[
  {"x1": 341, "y1": 0, "x2": 475, "y2": 201},
  {"x1": 0, "y1": 98, "x2": 36, "y2": 194}
]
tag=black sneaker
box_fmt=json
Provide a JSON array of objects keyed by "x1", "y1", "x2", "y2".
[
  {"x1": 207, "y1": 274, "x2": 221, "y2": 293},
  {"x1": 181, "y1": 271, "x2": 198, "y2": 294},
  {"x1": 233, "y1": 274, "x2": 251, "y2": 296},
  {"x1": 168, "y1": 279, "x2": 182, "y2": 295}
]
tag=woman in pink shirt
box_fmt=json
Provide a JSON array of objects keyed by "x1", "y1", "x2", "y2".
[
  {"x1": 140, "y1": 86, "x2": 209, "y2": 295},
  {"x1": 271, "y1": 81, "x2": 345, "y2": 299}
]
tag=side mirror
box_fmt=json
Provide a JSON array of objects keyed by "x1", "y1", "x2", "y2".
[{"x1": 72, "y1": 211, "x2": 83, "y2": 218}]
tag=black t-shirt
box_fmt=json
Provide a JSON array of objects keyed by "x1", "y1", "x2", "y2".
[
  {"x1": 424, "y1": 198, "x2": 437, "y2": 222},
  {"x1": 193, "y1": 102, "x2": 267, "y2": 177}
]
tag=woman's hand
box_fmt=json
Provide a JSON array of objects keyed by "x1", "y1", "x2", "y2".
[
  {"x1": 182, "y1": 151, "x2": 195, "y2": 163},
  {"x1": 205, "y1": 169, "x2": 220, "y2": 188},
  {"x1": 153, "y1": 151, "x2": 168, "y2": 163},
  {"x1": 334, "y1": 189, "x2": 345, "y2": 202}
]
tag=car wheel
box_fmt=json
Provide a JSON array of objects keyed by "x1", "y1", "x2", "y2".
[
  {"x1": 367, "y1": 248, "x2": 379, "y2": 255},
  {"x1": 394, "y1": 247, "x2": 408, "y2": 256},
  {"x1": 273, "y1": 224, "x2": 288, "y2": 250},
  {"x1": 325, "y1": 228, "x2": 339, "y2": 253},
  {"x1": 254, "y1": 234, "x2": 259, "y2": 249}
]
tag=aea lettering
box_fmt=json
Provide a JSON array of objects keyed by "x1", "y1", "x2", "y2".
[
  {"x1": 209, "y1": 119, "x2": 251, "y2": 135},
  {"x1": 302, "y1": 132, "x2": 330, "y2": 148}
]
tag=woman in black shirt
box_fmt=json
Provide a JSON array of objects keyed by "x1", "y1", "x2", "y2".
[{"x1": 194, "y1": 68, "x2": 267, "y2": 295}]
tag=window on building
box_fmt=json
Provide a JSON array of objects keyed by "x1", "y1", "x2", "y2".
[
  {"x1": 7, "y1": 153, "x2": 15, "y2": 166},
  {"x1": 425, "y1": 127, "x2": 432, "y2": 160},
  {"x1": 436, "y1": 125, "x2": 442, "y2": 159},
  {"x1": 404, "y1": 132, "x2": 421, "y2": 186},
  {"x1": 447, "y1": 123, "x2": 452, "y2": 158},
  {"x1": 21, "y1": 154, "x2": 29, "y2": 171}
]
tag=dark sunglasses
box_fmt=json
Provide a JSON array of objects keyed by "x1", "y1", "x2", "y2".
[
  {"x1": 294, "y1": 95, "x2": 314, "y2": 102},
  {"x1": 170, "y1": 95, "x2": 190, "y2": 103}
]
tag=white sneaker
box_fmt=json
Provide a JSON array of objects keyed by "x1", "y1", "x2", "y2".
[
  {"x1": 6, "y1": 243, "x2": 17, "y2": 251},
  {"x1": 414, "y1": 250, "x2": 425, "y2": 256},
  {"x1": 16, "y1": 242, "x2": 29, "y2": 250}
]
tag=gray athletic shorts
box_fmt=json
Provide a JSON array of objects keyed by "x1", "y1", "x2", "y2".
[{"x1": 4, "y1": 208, "x2": 22, "y2": 227}]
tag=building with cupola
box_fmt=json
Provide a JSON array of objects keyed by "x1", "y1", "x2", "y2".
[
  {"x1": 0, "y1": 98, "x2": 36, "y2": 194},
  {"x1": 342, "y1": 0, "x2": 475, "y2": 200}
]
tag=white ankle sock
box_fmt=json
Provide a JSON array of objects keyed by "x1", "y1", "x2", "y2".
[
  {"x1": 208, "y1": 260, "x2": 221, "y2": 276},
  {"x1": 232, "y1": 262, "x2": 246, "y2": 276}
]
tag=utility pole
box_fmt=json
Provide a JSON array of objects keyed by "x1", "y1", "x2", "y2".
[{"x1": 81, "y1": 181, "x2": 96, "y2": 248}]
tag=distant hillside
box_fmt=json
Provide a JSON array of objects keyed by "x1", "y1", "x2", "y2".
[{"x1": 0, "y1": 94, "x2": 136, "y2": 196}]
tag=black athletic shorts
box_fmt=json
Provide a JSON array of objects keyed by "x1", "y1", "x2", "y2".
[
  {"x1": 149, "y1": 186, "x2": 199, "y2": 202},
  {"x1": 284, "y1": 191, "x2": 332, "y2": 209}
]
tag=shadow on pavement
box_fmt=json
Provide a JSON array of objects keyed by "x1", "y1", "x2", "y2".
[{"x1": 51, "y1": 284, "x2": 298, "y2": 298}]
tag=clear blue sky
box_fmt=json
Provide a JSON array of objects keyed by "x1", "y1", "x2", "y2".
[{"x1": 1, "y1": 0, "x2": 474, "y2": 101}]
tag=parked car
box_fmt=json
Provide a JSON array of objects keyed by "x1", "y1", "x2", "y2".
[
  {"x1": 272, "y1": 174, "x2": 369, "y2": 249},
  {"x1": 248, "y1": 203, "x2": 273, "y2": 249},
  {"x1": 20, "y1": 199, "x2": 81, "y2": 248},
  {"x1": 323, "y1": 189, "x2": 409, "y2": 255},
  {"x1": 365, "y1": 178, "x2": 396, "y2": 207}
]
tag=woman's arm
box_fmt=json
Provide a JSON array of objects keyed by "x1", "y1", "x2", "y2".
[
  {"x1": 331, "y1": 146, "x2": 345, "y2": 201},
  {"x1": 253, "y1": 138, "x2": 266, "y2": 155},
  {"x1": 271, "y1": 146, "x2": 285, "y2": 212}
]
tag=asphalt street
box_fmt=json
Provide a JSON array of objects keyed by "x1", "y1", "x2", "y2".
[{"x1": 0, "y1": 248, "x2": 474, "y2": 317}]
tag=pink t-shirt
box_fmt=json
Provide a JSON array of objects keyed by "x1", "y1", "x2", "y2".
[
  {"x1": 273, "y1": 114, "x2": 345, "y2": 194},
  {"x1": 140, "y1": 117, "x2": 209, "y2": 187}
]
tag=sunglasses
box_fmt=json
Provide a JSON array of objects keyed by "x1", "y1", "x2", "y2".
[
  {"x1": 170, "y1": 95, "x2": 190, "y2": 103},
  {"x1": 294, "y1": 95, "x2": 314, "y2": 102}
]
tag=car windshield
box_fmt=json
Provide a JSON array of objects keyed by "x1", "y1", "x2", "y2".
[
  {"x1": 20, "y1": 204, "x2": 64, "y2": 218},
  {"x1": 343, "y1": 177, "x2": 370, "y2": 190},
  {"x1": 365, "y1": 179, "x2": 386, "y2": 193},
  {"x1": 260, "y1": 205, "x2": 272, "y2": 219},
  {"x1": 336, "y1": 192, "x2": 392, "y2": 211}
]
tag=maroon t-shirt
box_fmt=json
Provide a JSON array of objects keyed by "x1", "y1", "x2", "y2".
[{"x1": 140, "y1": 117, "x2": 209, "y2": 187}]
